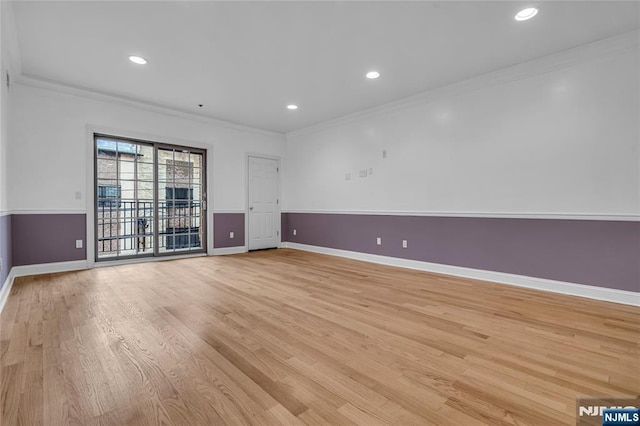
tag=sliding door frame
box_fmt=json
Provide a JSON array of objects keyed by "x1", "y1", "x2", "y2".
[
  {"x1": 93, "y1": 135, "x2": 156, "y2": 262},
  {"x1": 92, "y1": 132, "x2": 208, "y2": 263},
  {"x1": 155, "y1": 142, "x2": 207, "y2": 259}
]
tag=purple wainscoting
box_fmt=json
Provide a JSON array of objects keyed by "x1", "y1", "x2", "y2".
[
  {"x1": 11, "y1": 214, "x2": 87, "y2": 266},
  {"x1": 214, "y1": 213, "x2": 245, "y2": 248},
  {"x1": 0, "y1": 215, "x2": 12, "y2": 287},
  {"x1": 282, "y1": 213, "x2": 640, "y2": 293}
]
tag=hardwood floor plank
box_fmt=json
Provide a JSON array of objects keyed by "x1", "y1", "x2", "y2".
[
  {"x1": 1, "y1": 249, "x2": 638, "y2": 425},
  {"x1": 1, "y1": 363, "x2": 22, "y2": 425},
  {"x1": 18, "y1": 388, "x2": 43, "y2": 426},
  {"x1": 2, "y1": 322, "x2": 27, "y2": 367}
]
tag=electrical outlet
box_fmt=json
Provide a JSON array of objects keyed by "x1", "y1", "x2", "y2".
[
  {"x1": 345, "y1": 173, "x2": 351, "y2": 180},
  {"x1": 293, "y1": 229, "x2": 297, "y2": 236},
  {"x1": 229, "y1": 231, "x2": 234, "y2": 239},
  {"x1": 76, "y1": 240, "x2": 83, "y2": 249},
  {"x1": 376, "y1": 237, "x2": 381, "y2": 245},
  {"x1": 75, "y1": 191, "x2": 82, "y2": 200},
  {"x1": 402, "y1": 240, "x2": 408, "y2": 249}
]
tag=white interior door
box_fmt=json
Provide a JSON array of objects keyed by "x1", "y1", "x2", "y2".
[{"x1": 248, "y1": 156, "x2": 279, "y2": 250}]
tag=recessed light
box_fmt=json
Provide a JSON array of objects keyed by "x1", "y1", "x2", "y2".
[
  {"x1": 515, "y1": 7, "x2": 540, "y2": 21},
  {"x1": 287, "y1": 104, "x2": 298, "y2": 110},
  {"x1": 366, "y1": 71, "x2": 380, "y2": 79},
  {"x1": 128, "y1": 55, "x2": 148, "y2": 65}
]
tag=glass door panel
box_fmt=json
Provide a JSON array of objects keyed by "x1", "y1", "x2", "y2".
[
  {"x1": 157, "y1": 147, "x2": 206, "y2": 254},
  {"x1": 96, "y1": 137, "x2": 156, "y2": 260},
  {"x1": 95, "y1": 136, "x2": 206, "y2": 261}
]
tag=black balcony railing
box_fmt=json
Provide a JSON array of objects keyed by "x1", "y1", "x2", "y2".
[{"x1": 97, "y1": 200, "x2": 202, "y2": 256}]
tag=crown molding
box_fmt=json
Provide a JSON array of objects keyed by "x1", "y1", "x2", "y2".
[
  {"x1": 287, "y1": 30, "x2": 640, "y2": 139},
  {"x1": 14, "y1": 74, "x2": 284, "y2": 139}
]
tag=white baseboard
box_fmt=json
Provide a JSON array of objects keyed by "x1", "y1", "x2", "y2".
[
  {"x1": 212, "y1": 246, "x2": 247, "y2": 255},
  {"x1": 0, "y1": 269, "x2": 16, "y2": 315},
  {"x1": 0, "y1": 260, "x2": 88, "y2": 314},
  {"x1": 11, "y1": 260, "x2": 88, "y2": 278},
  {"x1": 282, "y1": 242, "x2": 640, "y2": 307}
]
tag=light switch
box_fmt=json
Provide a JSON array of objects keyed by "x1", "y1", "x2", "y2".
[
  {"x1": 76, "y1": 240, "x2": 83, "y2": 249},
  {"x1": 229, "y1": 232, "x2": 234, "y2": 239}
]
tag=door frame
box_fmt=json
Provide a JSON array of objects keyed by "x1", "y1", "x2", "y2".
[
  {"x1": 92, "y1": 134, "x2": 157, "y2": 263},
  {"x1": 245, "y1": 153, "x2": 281, "y2": 251},
  {"x1": 154, "y1": 142, "x2": 208, "y2": 258},
  {"x1": 86, "y1": 125, "x2": 214, "y2": 268}
]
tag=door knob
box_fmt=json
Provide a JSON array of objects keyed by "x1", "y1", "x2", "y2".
[{"x1": 249, "y1": 207, "x2": 254, "y2": 211}]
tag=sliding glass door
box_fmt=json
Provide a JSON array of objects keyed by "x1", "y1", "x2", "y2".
[
  {"x1": 95, "y1": 135, "x2": 206, "y2": 261},
  {"x1": 157, "y1": 146, "x2": 205, "y2": 254}
]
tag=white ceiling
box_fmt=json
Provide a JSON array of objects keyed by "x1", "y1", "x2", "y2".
[{"x1": 10, "y1": 1, "x2": 640, "y2": 133}]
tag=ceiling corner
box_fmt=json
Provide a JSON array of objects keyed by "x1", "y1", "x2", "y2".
[{"x1": 1, "y1": 1, "x2": 23, "y2": 78}]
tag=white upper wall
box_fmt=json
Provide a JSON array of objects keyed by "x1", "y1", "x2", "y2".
[
  {"x1": 0, "y1": 2, "x2": 10, "y2": 213},
  {"x1": 6, "y1": 31, "x2": 640, "y2": 219},
  {"x1": 283, "y1": 34, "x2": 640, "y2": 217},
  {"x1": 8, "y1": 82, "x2": 285, "y2": 212}
]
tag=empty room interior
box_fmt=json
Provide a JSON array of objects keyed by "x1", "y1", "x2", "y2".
[{"x1": 0, "y1": 1, "x2": 639, "y2": 425}]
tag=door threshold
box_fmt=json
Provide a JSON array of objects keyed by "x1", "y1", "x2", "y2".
[{"x1": 94, "y1": 252, "x2": 207, "y2": 268}]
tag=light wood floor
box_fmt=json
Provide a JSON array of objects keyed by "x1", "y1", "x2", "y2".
[{"x1": 1, "y1": 249, "x2": 638, "y2": 425}]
